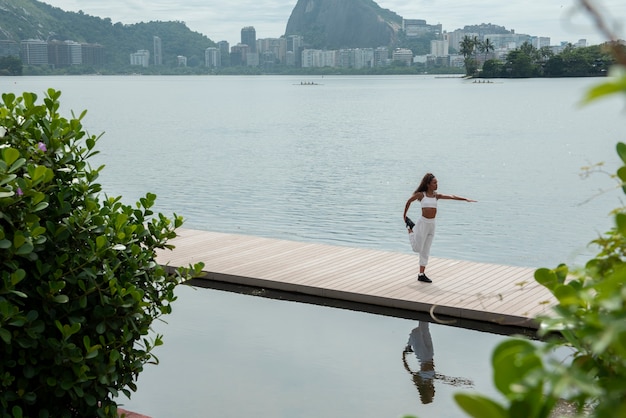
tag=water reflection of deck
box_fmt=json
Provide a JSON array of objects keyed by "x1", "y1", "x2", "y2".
[{"x1": 156, "y1": 228, "x2": 554, "y2": 330}]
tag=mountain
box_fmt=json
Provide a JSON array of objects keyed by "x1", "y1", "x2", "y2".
[
  {"x1": 285, "y1": 0, "x2": 403, "y2": 49},
  {"x1": 0, "y1": 0, "x2": 215, "y2": 67}
]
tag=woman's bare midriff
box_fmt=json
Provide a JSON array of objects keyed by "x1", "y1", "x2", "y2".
[{"x1": 422, "y1": 208, "x2": 437, "y2": 219}]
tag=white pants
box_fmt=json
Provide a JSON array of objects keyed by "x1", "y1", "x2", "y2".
[{"x1": 409, "y1": 217, "x2": 435, "y2": 266}]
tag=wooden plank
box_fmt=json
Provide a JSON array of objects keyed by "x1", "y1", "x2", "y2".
[{"x1": 156, "y1": 229, "x2": 555, "y2": 329}]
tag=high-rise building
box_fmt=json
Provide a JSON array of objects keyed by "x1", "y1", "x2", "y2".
[
  {"x1": 287, "y1": 35, "x2": 304, "y2": 67},
  {"x1": 353, "y1": 48, "x2": 374, "y2": 69},
  {"x1": 403, "y1": 19, "x2": 442, "y2": 38},
  {"x1": 301, "y1": 49, "x2": 337, "y2": 68},
  {"x1": 130, "y1": 50, "x2": 150, "y2": 67},
  {"x1": 430, "y1": 39, "x2": 449, "y2": 57},
  {"x1": 20, "y1": 40, "x2": 48, "y2": 65},
  {"x1": 81, "y1": 43, "x2": 104, "y2": 67},
  {"x1": 241, "y1": 27, "x2": 257, "y2": 53},
  {"x1": 205, "y1": 47, "x2": 221, "y2": 68},
  {"x1": 230, "y1": 44, "x2": 249, "y2": 66},
  {"x1": 153, "y1": 36, "x2": 162, "y2": 65},
  {"x1": 48, "y1": 40, "x2": 83, "y2": 67},
  {"x1": 392, "y1": 48, "x2": 413, "y2": 66},
  {"x1": 483, "y1": 33, "x2": 532, "y2": 50},
  {"x1": 217, "y1": 41, "x2": 230, "y2": 66},
  {"x1": 217, "y1": 41, "x2": 229, "y2": 55},
  {"x1": 336, "y1": 48, "x2": 374, "y2": 69},
  {"x1": 257, "y1": 38, "x2": 287, "y2": 64},
  {"x1": 246, "y1": 52, "x2": 259, "y2": 67},
  {"x1": 373, "y1": 47, "x2": 389, "y2": 67},
  {"x1": 531, "y1": 37, "x2": 551, "y2": 48}
]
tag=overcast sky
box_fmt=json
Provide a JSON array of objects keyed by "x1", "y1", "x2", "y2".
[{"x1": 41, "y1": 0, "x2": 625, "y2": 47}]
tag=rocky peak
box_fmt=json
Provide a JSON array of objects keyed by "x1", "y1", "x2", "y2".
[{"x1": 285, "y1": 0, "x2": 402, "y2": 49}]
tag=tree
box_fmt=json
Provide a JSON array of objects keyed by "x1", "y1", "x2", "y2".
[
  {"x1": 480, "y1": 38, "x2": 495, "y2": 62},
  {"x1": 519, "y1": 41, "x2": 540, "y2": 62},
  {"x1": 0, "y1": 89, "x2": 203, "y2": 417},
  {"x1": 481, "y1": 59, "x2": 503, "y2": 78},
  {"x1": 543, "y1": 54, "x2": 566, "y2": 76},
  {"x1": 538, "y1": 46, "x2": 554, "y2": 62},
  {"x1": 460, "y1": 35, "x2": 479, "y2": 76},
  {"x1": 0, "y1": 56, "x2": 22, "y2": 76},
  {"x1": 503, "y1": 49, "x2": 536, "y2": 77}
]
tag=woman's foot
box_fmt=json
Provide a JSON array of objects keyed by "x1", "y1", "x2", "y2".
[
  {"x1": 418, "y1": 273, "x2": 432, "y2": 283},
  {"x1": 405, "y1": 216, "x2": 415, "y2": 231}
]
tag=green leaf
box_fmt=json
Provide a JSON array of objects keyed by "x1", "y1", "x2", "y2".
[
  {"x1": 0, "y1": 173, "x2": 16, "y2": 186},
  {"x1": 53, "y1": 294, "x2": 69, "y2": 303},
  {"x1": 2, "y1": 147, "x2": 20, "y2": 166},
  {"x1": 84, "y1": 393, "x2": 97, "y2": 406},
  {"x1": 31, "y1": 191, "x2": 46, "y2": 205},
  {"x1": 8, "y1": 158, "x2": 25, "y2": 174},
  {"x1": 11, "y1": 405, "x2": 23, "y2": 418},
  {"x1": 617, "y1": 142, "x2": 626, "y2": 165},
  {"x1": 13, "y1": 233, "x2": 25, "y2": 248},
  {"x1": 110, "y1": 349, "x2": 120, "y2": 363},
  {"x1": 582, "y1": 77, "x2": 626, "y2": 104},
  {"x1": 535, "y1": 268, "x2": 558, "y2": 291},
  {"x1": 10, "y1": 290, "x2": 27, "y2": 298},
  {"x1": 618, "y1": 166, "x2": 626, "y2": 188},
  {"x1": 0, "y1": 327, "x2": 11, "y2": 344},
  {"x1": 11, "y1": 269, "x2": 26, "y2": 285},
  {"x1": 32, "y1": 201, "x2": 49, "y2": 212},
  {"x1": 454, "y1": 393, "x2": 507, "y2": 418},
  {"x1": 553, "y1": 284, "x2": 579, "y2": 306},
  {"x1": 29, "y1": 165, "x2": 51, "y2": 184},
  {"x1": 115, "y1": 213, "x2": 128, "y2": 231},
  {"x1": 492, "y1": 339, "x2": 542, "y2": 397},
  {"x1": 86, "y1": 136, "x2": 96, "y2": 150},
  {"x1": 31, "y1": 226, "x2": 46, "y2": 237},
  {"x1": 617, "y1": 213, "x2": 626, "y2": 237},
  {"x1": 15, "y1": 241, "x2": 34, "y2": 255}
]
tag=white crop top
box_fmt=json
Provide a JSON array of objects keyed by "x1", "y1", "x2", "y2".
[{"x1": 421, "y1": 194, "x2": 438, "y2": 209}]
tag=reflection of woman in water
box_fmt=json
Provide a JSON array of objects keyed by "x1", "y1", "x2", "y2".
[
  {"x1": 402, "y1": 322, "x2": 436, "y2": 403},
  {"x1": 402, "y1": 321, "x2": 474, "y2": 405}
]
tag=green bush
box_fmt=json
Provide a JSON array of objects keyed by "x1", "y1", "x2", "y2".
[
  {"x1": 0, "y1": 89, "x2": 203, "y2": 417},
  {"x1": 454, "y1": 61, "x2": 626, "y2": 418}
]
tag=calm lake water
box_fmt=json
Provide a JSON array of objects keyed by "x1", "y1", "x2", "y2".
[{"x1": 3, "y1": 75, "x2": 624, "y2": 417}]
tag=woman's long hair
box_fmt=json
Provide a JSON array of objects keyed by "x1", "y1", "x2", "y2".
[{"x1": 415, "y1": 173, "x2": 435, "y2": 194}]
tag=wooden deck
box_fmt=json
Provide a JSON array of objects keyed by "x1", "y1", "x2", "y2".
[{"x1": 155, "y1": 228, "x2": 555, "y2": 330}]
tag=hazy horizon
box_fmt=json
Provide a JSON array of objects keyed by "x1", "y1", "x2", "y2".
[{"x1": 41, "y1": 0, "x2": 625, "y2": 48}]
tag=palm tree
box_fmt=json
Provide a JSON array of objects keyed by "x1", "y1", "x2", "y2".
[
  {"x1": 460, "y1": 35, "x2": 478, "y2": 76},
  {"x1": 482, "y1": 38, "x2": 495, "y2": 61},
  {"x1": 459, "y1": 35, "x2": 475, "y2": 60},
  {"x1": 520, "y1": 41, "x2": 540, "y2": 63},
  {"x1": 472, "y1": 36, "x2": 480, "y2": 58}
]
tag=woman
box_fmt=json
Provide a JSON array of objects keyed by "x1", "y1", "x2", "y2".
[{"x1": 403, "y1": 173, "x2": 476, "y2": 283}]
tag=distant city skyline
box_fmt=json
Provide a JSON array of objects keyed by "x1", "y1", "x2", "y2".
[{"x1": 40, "y1": 0, "x2": 626, "y2": 47}]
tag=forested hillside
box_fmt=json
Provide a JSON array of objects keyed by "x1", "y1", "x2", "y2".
[{"x1": 0, "y1": 0, "x2": 215, "y2": 67}]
